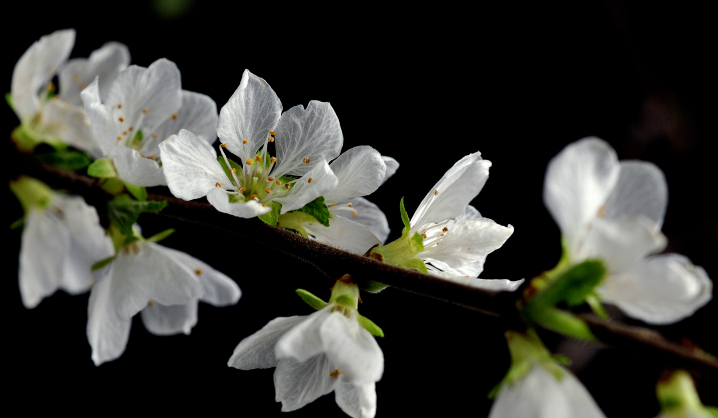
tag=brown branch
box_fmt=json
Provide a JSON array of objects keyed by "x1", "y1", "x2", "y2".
[{"x1": 9, "y1": 149, "x2": 718, "y2": 378}]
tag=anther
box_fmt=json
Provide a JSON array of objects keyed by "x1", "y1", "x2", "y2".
[
  {"x1": 129, "y1": 126, "x2": 134, "y2": 131},
  {"x1": 440, "y1": 233, "x2": 445, "y2": 237},
  {"x1": 348, "y1": 203, "x2": 353, "y2": 207},
  {"x1": 171, "y1": 114, "x2": 178, "y2": 120},
  {"x1": 123, "y1": 131, "x2": 128, "y2": 135},
  {"x1": 195, "y1": 269, "x2": 202, "y2": 275},
  {"x1": 352, "y1": 211, "x2": 358, "y2": 217},
  {"x1": 267, "y1": 177, "x2": 274, "y2": 181},
  {"x1": 308, "y1": 178, "x2": 313, "y2": 183},
  {"x1": 303, "y1": 158, "x2": 310, "y2": 164},
  {"x1": 119, "y1": 117, "x2": 125, "y2": 122},
  {"x1": 149, "y1": 156, "x2": 157, "y2": 161},
  {"x1": 255, "y1": 155, "x2": 262, "y2": 162},
  {"x1": 117, "y1": 104, "x2": 122, "y2": 109},
  {"x1": 329, "y1": 370, "x2": 340, "y2": 377},
  {"x1": 434, "y1": 189, "x2": 439, "y2": 196},
  {"x1": 245, "y1": 158, "x2": 254, "y2": 166},
  {"x1": 230, "y1": 168, "x2": 236, "y2": 174},
  {"x1": 265, "y1": 187, "x2": 271, "y2": 193},
  {"x1": 252, "y1": 194, "x2": 259, "y2": 200},
  {"x1": 269, "y1": 130, "x2": 276, "y2": 135},
  {"x1": 215, "y1": 182, "x2": 222, "y2": 187},
  {"x1": 220, "y1": 143, "x2": 227, "y2": 148},
  {"x1": 147, "y1": 300, "x2": 155, "y2": 307},
  {"x1": 285, "y1": 183, "x2": 291, "y2": 189},
  {"x1": 117, "y1": 136, "x2": 122, "y2": 140},
  {"x1": 152, "y1": 134, "x2": 158, "y2": 139},
  {"x1": 442, "y1": 227, "x2": 448, "y2": 232},
  {"x1": 275, "y1": 180, "x2": 281, "y2": 185},
  {"x1": 143, "y1": 108, "x2": 148, "y2": 114},
  {"x1": 597, "y1": 205, "x2": 606, "y2": 218},
  {"x1": 243, "y1": 139, "x2": 249, "y2": 144},
  {"x1": 262, "y1": 204, "x2": 266, "y2": 207},
  {"x1": 270, "y1": 157, "x2": 277, "y2": 163},
  {"x1": 267, "y1": 137, "x2": 274, "y2": 142},
  {"x1": 239, "y1": 187, "x2": 246, "y2": 192},
  {"x1": 423, "y1": 233, "x2": 427, "y2": 238}
]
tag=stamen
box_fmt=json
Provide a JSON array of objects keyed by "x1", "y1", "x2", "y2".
[
  {"x1": 117, "y1": 104, "x2": 122, "y2": 109},
  {"x1": 129, "y1": 126, "x2": 134, "y2": 131},
  {"x1": 262, "y1": 204, "x2": 266, "y2": 207},
  {"x1": 195, "y1": 269, "x2": 202, "y2": 275},
  {"x1": 117, "y1": 136, "x2": 122, "y2": 140},
  {"x1": 267, "y1": 177, "x2": 274, "y2": 181},
  {"x1": 143, "y1": 108, "x2": 148, "y2": 114},
  {"x1": 347, "y1": 203, "x2": 353, "y2": 207},
  {"x1": 252, "y1": 194, "x2": 259, "y2": 201},
  {"x1": 285, "y1": 183, "x2": 291, "y2": 189},
  {"x1": 275, "y1": 179, "x2": 281, "y2": 185},
  {"x1": 329, "y1": 370, "x2": 340, "y2": 377},
  {"x1": 352, "y1": 210, "x2": 357, "y2": 217},
  {"x1": 303, "y1": 158, "x2": 310, "y2": 164},
  {"x1": 147, "y1": 300, "x2": 154, "y2": 307},
  {"x1": 440, "y1": 233, "x2": 445, "y2": 237},
  {"x1": 47, "y1": 82, "x2": 55, "y2": 92},
  {"x1": 245, "y1": 158, "x2": 254, "y2": 166},
  {"x1": 255, "y1": 155, "x2": 262, "y2": 162},
  {"x1": 270, "y1": 157, "x2": 277, "y2": 163},
  {"x1": 434, "y1": 189, "x2": 439, "y2": 196},
  {"x1": 149, "y1": 156, "x2": 157, "y2": 161},
  {"x1": 265, "y1": 187, "x2": 271, "y2": 193},
  {"x1": 308, "y1": 178, "x2": 313, "y2": 184},
  {"x1": 119, "y1": 117, "x2": 125, "y2": 122},
  {"x1": 269, "y1": 130, "x2": 276, "y2": 135},
  {"x1": 171, "y1": 114, "x2": 178, "y2": 120},
  {"x1": 443, "y1": 227, "x2": 448, "y2": 232},
  {"x1": 123, "y1": 131, "x2": 128, "y2": 135},
  {"x1": 423, "y1": 233, "x2": 427, "y2": 238},
  {"x1": 220, "y1": 144, "x2": 227, "y2": 148},
  {"x1": 239, "y1": 187, "x2": 246, "y2": 192},
  {"x1": 267, "y1": 137, "x2": 274, "y2": 142},
  {"x1": 243, "y1": 139, "x2": 249, "y2": 144},
  {"x1": 152, "y1": 134, "x2": 158, "y2": 139},
  {"x1": 215, "y1": 182, "x2": 222, "y2": 187},
  {"x1": 597, "y1": 205, "x2": 606, "y2": 218},
  {"x1": 230, "y1": 168, "x2": 237, "y2": 174}
]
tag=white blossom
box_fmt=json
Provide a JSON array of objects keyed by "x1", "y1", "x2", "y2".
[
  {"x1": 159, "y1": 69, "x2": 341, "y2": 219},
  {"x1": 543, "y1": 137, "x2": 712, "y2": 324},
  {"x1": 82, "y1": 58, "x2": 217, "y2": 187},
  {"x1": 11, "y1": 29, "x2": 130, "y2": 157},
  {"x1": 87, "y1": 235, "x2": 240, "y2": 365}
]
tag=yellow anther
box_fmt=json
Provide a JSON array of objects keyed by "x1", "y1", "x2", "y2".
[
  {"x1": 152, "y1": 134, "x2": 158, "y2": 139},
  {"x1": 267, "y1": 137, "x2": 275, "y2": 142},
  {"x1": 308, "y1": 178, "x2": 313, "y2": 184},
  {"x1": 142, "y1": 108, "x2": 148, "y2": 114},
  {"x1": 119, "y1": 117, "x2": 125, "y2": 122},
  {"x1": 267, "y1": 177, "x2": 275, "y2": 181},
  {"x1": 230, "y1": 168, "x2": 237, "y2": 174},
  {"x1": 239, "y1": 187, "x2": 246, "y2": 192},
  {"x1": 465, "y1": 275, "x2": 470, "y2": 278},
  {"x1": 243, "y1": 139, "x2": 249, "y2": 144},
  {"x1": 270, "y1": 157, "x2": 277, "y2": 163},
  {"x1": 303, "y1": 157, "x2": 310, "y2": 164},
  {"x1": 252, "y1": 194, "x2": 259, "y2": 200},
  {"x1": 195, "y1": 269, "x2": 202, "y2": 275},
  {"x1": 245, "y1": 158, "x2": 254, "y2": 166},
  {"x1": 347, "y1": 203, "x2": 353, "y2": 207},
  {"x1": 265, "y1": 187, "x2": 271, "y2": 193},
  {"x1": 434, "y1": 189, "x2": 439, "y2": 196},
  {"x1": 275, "y1": 179, "x2": 281, "y2": 185},
  {"x1": 442, "y1": 227, "x2": 448, "y2": 232},
  {"x1": 440, "y1": 233, "x2": 445, "y2": 237},
  {"x1": 171, "y1": 114, "x2": 178, "y2": 120},
  {"x1": 123, "y1": 131, "x2": 128, "y2": 135},
  {"x1": 149, "y1": 156, "x2": 157, "y2": 161},
  {"x1": 117, "y1": 104, "x2": 122, "y2": 109},
  {"x1": 129, "y1": 126, "x2": 134, "y2": 131},
  {"x1": 255, "y1": 155, "x2": 262, "y2": 162},
  {"x1": 219, "y1": 143, "x2": 227, "y2": 148},
  {"x1": 352, "y1": 211, "x2": 358, "y2": 217},
  {"x1": 262, "y1": 204, "x2": 266, "y2": 207},
  {"x1": 285, "y1": 183, "x2": 291, "y2": 189},
  {"x1": 269, "y1": 130, "x2": 277, "y2": 135},
  {"x1": 215, "y1": 182, "x2": 222, "y2": 187},
  {"x1": 117, "y1": 136, "x2": 122, "y2": 140},
  {"x1": 329, "y1": 370, "x2": 340, "y2": 377},
  {"x1": 423, "y1": 233, "x2": 427, "y2": 238}
]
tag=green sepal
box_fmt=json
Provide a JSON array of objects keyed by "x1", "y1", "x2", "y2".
[
  {"x1": 356, "y1": 279, "x2": 389, "y2": 294},
  {"x1": 87, "y1": 158, "x2": 117, "y2": 178},
  {"x1": 217, "y1": 156, "x2": 242, "y2": 186},
  {"x1": 99, "y1": 178, "x2": 125, "y2": 195},
  {"x1": 328, "y1": 279, "x2": 360, "y2": 310},
  {"x1": 552, "y1": 354, "x2": 572, "y2": 366},
  {"x1": 91, "y1": 255, "x2": 117, "y2": 271},
  {"x1": 357, "y1": 313, "x2": 384, "y2": 337},
  {"x1": 258, "y1": 201, "x2": 282, "y2": 226},
  {"x1": 131, "y1": 129, "x2": 143, "y2": 146},
  {"x1": 107, "y1": 194, "x2": 167, "y2": 236},
  {"x1": 147, "y1": 228, "x2": 175, "y2": 243},
  {"x1": 295, "y1": 289, "x2": 328, "y2": 311},
  {"x1": 707, "y1": 407, "x2": 718, "y2": 418},
  {"x1": 123, "y1": 182, "x2": 147, "y2": 201},
  {"x1": 276, "y1": 211, "x2": 316, "y2": 236},
  {"x1": 488, "y1": 360, "x2": 532, "y2": 399},
  {"x1": 523, "y1": 305, "x2": 597, "y2": 341},
  {"x1": 333, "y1": 295, "x2": 356, "y2": 309},
  {"x1": 402, "y1": 257, "x2": 429, "y2": 274},
  {"x1": 10, "y1": 216, "x2": 25, "y2": 230},
  {"x1": 5, "y1": 92, "x2": 13, "y2": 110},
  {"x1": 35, "y1": 149, "x2": 91, "y2": 171},
  {"x1": 657, "y1": 370, "x2": 715, "y2": 416},
  {"x1": 585, "y1": 293, "x2": 609, "y2": 319},
  {"x1": 293, "y1": 196, "x2": 331, "y2": 227},
  {"x1": 527, "y1": 259, "x2": 607, "y2": 308},
  {"x1": 9, "y1": 176, "x2": 53, "y2": 213},
  {"x1": 11, "y1": 125, "x2": 38, "y2": 152},
  {"x1": 399, "y1": 196, "x2": 411, "y2": 232},
  {"x1": 410, "y1": 231, "x2": 425, "y2": 252}
]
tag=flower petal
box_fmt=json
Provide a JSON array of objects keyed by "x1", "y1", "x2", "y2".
[
  {"x1": 419, "y1": 218, "x2": 514, "y2": 268},
  {"x1": 18, "y1": 208, "x2": 71, "y2": 308},
  {"x1": 217, "y1": 69, "x2": 282, "y2": 162},
  {"x1": 276, "y1": 307, "x2": 332, "y2": 363},
  {"x1": 273, "y1": 354, "x2": 338, "y2": 412},
  {"x1": 304, "y1": 214, "x2": 381, "y2": 255},
  {"x1": 274, "y1": 160, "x2": 338, "y2": 213},
  {"x1": 206, "y1": 187, "x2": 271, "y2": 218},
  {"x1": 409, "y1": 152, "x2": 490, "y2": 231},
  {"x1": 603, "y1": 161, "x2": 668, "y2": 229},
  {"x1": 382, "y1": 156, "x2": 399, "y2": 183},
  {"x1": 81, "y1": 77, "x2": 117, "y2": 156},
  {"x1": 331, "y1": 197, "x2": 390, "y2": 244},
  {"x1": 229, "y1": 316, "x2": 307, "y2": 370},
  {"x1": 59, "y1": 41, "x2": 130, "y2": 106},
  {"x1": 599, "y1": 254, "x2": 712, "y2": 324},
  {"x1": 273, "y1": 101, "x2": 343, "y2": 177},
  {"x1": 86, "y1": 271, "x2": 132, "y2": 366},
  {"x1": 160, "y1": 129, "x2": 228, "y2": 200},
  {"x1": 335, "y1": 380, "x2": 377, "y2": 418},
  {"x1": 110, "y1": 145, "x2": 166, "y2": 186},
  {"x1": 320, "y1": 312, "x2": 384, "y2": 385},
  {"x1": 140, "y1": 301, "x2": 198, "y2": 336},
  {"x1": 42, "y1": 99, "x2": 103, "y2": 158},
  {"x1": 426, "y1": 257, "x2": 487, "y2": 278},
  {"x1": 323, "y1": 146, "x2": 386, "y2": 204},
  {"x1": 12, "y1": 29, "x2": 75, "y2": 121},
  {"x1": 543, "y1": 137, "x2": 620, "y2": 252},
  {"x1": 142, "y1": 90, "x2": 218, "y2": 157}
]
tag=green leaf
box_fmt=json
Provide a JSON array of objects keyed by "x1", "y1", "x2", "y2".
[
  {"x1": 87, "y1": 158, "x2": 117, "y2": 178},
  {"x1": 399, "y1": 197, "x2": 411, "y2": 233},
  {"x1": 535, "y1": 259, "x2": 606, "y2": 308},
  {"x1": 296, "y1": 289, "x2": 328, "y2": 311},
  {"x1": 5, "y1": 92, "x2": 13, "y2": 110},
  {"x1": 10, "y1": 216, "x2": 25, "y2": 230},
  {"x1": 131, "y1": 129, "x2": 143, "y2": 145},
  {"x1": 217, "y1": 156, "x2": 243, "y2": 186},
  {"x1": 357, "y1": 313, "x2": 384, "y2": 337},
  {"x1": 706, "y1": 407, "x2": 718, "y2": 418},
  {"x1": 107, "y1": 194, "x2": 167, "y2": 236},
  {"x1": 357, "y1": 279, "x2": 389, "y2": 294},
  {"x1": 35, "y1": 150, "x2": 91, "y2": 170},
  {"x1": 293, "y1": 196, "x2": 331, "y2": 227},
  {"x1": 91, "y1": 255, "x2": 117, "y2": 271},
  {"x1": 124, "y1": 182, "x2": 147, "y2": 201},
  {"x1": 147, "y1": 228, "x2": 175, "y2": 243},
  {"x1": 258, "y1": 201, "x2": 282, "y2": 226}
]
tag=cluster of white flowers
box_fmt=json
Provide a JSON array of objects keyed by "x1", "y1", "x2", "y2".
[{"x1": 8, "y1": 30, "x2": 715, "y2": 418}]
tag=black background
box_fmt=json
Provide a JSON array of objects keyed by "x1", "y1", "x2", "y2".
[{"x1": 3, "y1": 1, "x2": 717, "y2": 416}]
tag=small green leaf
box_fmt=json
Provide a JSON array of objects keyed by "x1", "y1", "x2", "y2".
[
  {"x1": 35, "y1": 150, "x2": 91, "y2": 170},
  {"x1": 5, "y1": 92, "x2": 13, "y2": 110},
  {"x1": 258, "y1": 201, "x2": 282, "y2": 226},
  {"x1": 217, "y1": 156, "x2": 243, "y2": 186},
  {"x1": 87, "y1": 158, "x2": 117, "y2": 178},
  {"x1": 293, "y1": 196, "x2": 331, "y2": 227},
  {"x1": 147, "y1": 228, "x2": 175, "y2": 243},
  {"x1": 124, "y1": 182, "x2": 147, "y2": 201},
  {"x1": 357, "y1": 313, "x2": 384, "y2": 337},
  {"x1": 91, "y1": 255, "x2": 117, "y2": 271},
  {"x1": 399, "y1": 197, "x2": 411, "y2": 233},
  {"x1": 296, "y1": 289, "x2": 328, "y2": 311},
  {"x1": 10, "y1": 216, "x2": 25, "y2": 230},
  {"x1": 108, "y1": 194, "x2": 167, "y2": 236},
  {"x1": 357, "y1": 279, "x2": 389, "y2": 294},
  {"x1": 131, "y1": 129, "x2": 143, "y2": 145}
]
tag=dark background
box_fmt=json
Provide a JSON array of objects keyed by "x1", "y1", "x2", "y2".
[{"x1": 3, "y1": 1, "x2": 716, "y2": 416}]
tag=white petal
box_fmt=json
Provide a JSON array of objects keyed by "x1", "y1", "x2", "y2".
[
  {"x1": 41, "y1": 99, "x2": 103, "y2": 158},
  {"x1": 410, "y1": 153, "x2": 490, "y2": 231},
  {"x1": 335, "y1": 380, "x2": 377, "y2": 418},
  {"x1": 419, "y1": 218, "x2": 514, "y2": 268},
  {"x1": 603, "y1": 161, "x2": 668, "y2": 228},
  {"x1": 206, "y1": 187, "x2": 271, "y2": 218},
  {"x1": 104, "y1": 59, "x2": 182, "y2": 136},
  {"x1": 81, "y1": 77, "x2": 117, "y2": 156},
  {"x1": 320, "y1": 312, "x2": 384, "y2": 385},
  {"x1": 155, "y1": 245, "x2": 240, "y2": 306},
  {"x1": 273, "y1": 354, "x2": 337, "y2": 412},
  {"x1": 489, "y1": 363, "x2": 606, "y2": 418},
  {"x1": 142, "y1": 90, "x2": 218, "y2": 157},
  {"x1": 59, "y1": 41, "x2": 130, "y2": 106},
  {"x1": 600, "y1": 254, "x2": 713, "y2": 324},
  {"x1": 110, "y1": 145, "x2": 166, "y2": 187},
  {"x1": 108, "y1": 242, "x2": 203, "y2": 318},
  {"x1": 323, "y1": 146, "x2": 386, "y2": 204},
  {"x1": 577, "y1": 217, "x2": 667, "y2": 273},
  {"x1": 276, "y1": 307, "x2": 333, "y2": 363},
  {"x1": 275, "y1": 160, "x2": 338, "y2": 213},
  {"x1": 159, "y1": 129, "x2": 228, "y2": 200},
  {"x1": 382, "y1": 156, "x2": 399, "y2": 183},
  {"x1": 543, "y1": 137, "x2": 620, "y2": 252},
  {"x1": 18, "y1": 208, "x2": 70, "y2": 308},
  {"x1": 304, "y1": 214, "x2": 381, "y2": 255},
  {"x1": 331, "y1": 197, "x2": 390, "y2": 244},
  {"x1": 426, "y1": 257, "x2": 487, "y2": 278},
  {"x1": 435, "y1": 273, "x2": 524, "y2": 292},
  {"x1": 229, "y1": 316, "x2": 307, "y2": 370},
  {"x1": 86, "y1": 271, "x2": 132, "y2": 366},
  {"x1": 140, "y1": 301, "x2": 198, "y2": 336},
  {"x1": 217, "y1": 69, "x2": 282, "y2": 162},
  {"x1": 273, "y1": 101, "x2": 343, "y2": 177},
  {"x1": 11, "y1": 29, "x2": 75, "y2": 121}
]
